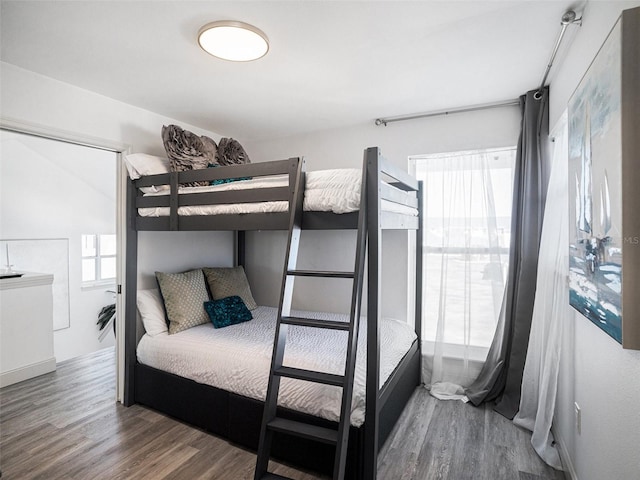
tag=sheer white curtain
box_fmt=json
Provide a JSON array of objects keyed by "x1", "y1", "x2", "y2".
[
  {"x1": 413, "y1": 149, "x2": 515, "y2": 400},
  {"x1": 513, "y1": 115, "x2": 568, "y2": 469}
]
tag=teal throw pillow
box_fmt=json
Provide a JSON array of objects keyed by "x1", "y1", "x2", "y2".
[
  {"x1": 207, "y1": 163, "x2": 251, "y2": 186},
  {"x1": 204, "y1": 296, "x2": 253, "y2": 328}
]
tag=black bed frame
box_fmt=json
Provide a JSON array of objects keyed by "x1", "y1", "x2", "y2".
[{"x1": 123, "y1": 147, "x2": 424, "y2": 479}]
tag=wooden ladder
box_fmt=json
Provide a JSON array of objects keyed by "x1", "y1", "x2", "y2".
[{"x1": 253, "y1": 169, "x2": 368, "y2": 480}]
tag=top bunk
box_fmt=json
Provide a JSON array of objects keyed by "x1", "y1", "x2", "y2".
[{"x1": 128, "y1": 147, "x2": 421, "y2": 232}]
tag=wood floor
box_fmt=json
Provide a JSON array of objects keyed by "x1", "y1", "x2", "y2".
[{"x1": 0, "y1": 348, "x2": 566, "y2": 480}]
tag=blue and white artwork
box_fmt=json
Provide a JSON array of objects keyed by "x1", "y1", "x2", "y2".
[{"x1": 568, "y1": 19, "x2": 623, "y2": 343}]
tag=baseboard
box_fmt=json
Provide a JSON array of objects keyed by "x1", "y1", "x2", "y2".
[
  {"x1": 552, "y1": 426, "x2": 578, "y2": 480},
  {"x1": 0, "y1": 357, "x2": 56, "y2": 388}
]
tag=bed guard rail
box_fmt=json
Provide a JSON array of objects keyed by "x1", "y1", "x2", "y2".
[
  {"x1": 132, "y1": 157, "x2": 303, "y2": 231},
  {"x1": 365, "y1": 147, "x2": 421, "y2": 230}
]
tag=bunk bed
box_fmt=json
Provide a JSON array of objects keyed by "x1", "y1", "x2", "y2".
[{"x1": 124, "y1": 147, "x2": 423, "y2": 480}]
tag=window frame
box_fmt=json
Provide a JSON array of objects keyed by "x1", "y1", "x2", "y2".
[{"x1": 81, "y1": 234, "x2": 116, "y2": 289}]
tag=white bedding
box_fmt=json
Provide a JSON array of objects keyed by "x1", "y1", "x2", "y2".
[
  {"x1": 137, "y1": 169, "x2": 417, "y2": 217},
  {"x1": 137, "y1": 306, "x2": 416, "y2": 427}
]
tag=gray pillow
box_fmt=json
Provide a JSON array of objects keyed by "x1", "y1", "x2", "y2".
[
  {"x1": 216, "y1": 138, "x2": 251, "y2": 166},
  {"x1": 161, "y1": 124, "x2": 218, "y2": 187},
  {"x1": 156, "y1": 269, "x2": 210, "y2": 334},
  {"x1": 203, "y1": 266, "x2": 258, "y2": 310}
]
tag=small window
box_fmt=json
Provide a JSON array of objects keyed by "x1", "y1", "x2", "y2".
[{"x1": 81, "y1": 234, "x2": 116, "y2": 286}]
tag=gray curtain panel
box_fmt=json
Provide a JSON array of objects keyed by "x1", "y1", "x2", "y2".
[{"x1": 465, "y1": 88, "x2": 551, "y2": 418}]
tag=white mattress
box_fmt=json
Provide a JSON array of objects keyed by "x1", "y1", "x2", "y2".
[
  {"x1": 137, "y1": 306, "x2": 416, "y2": 427},
  {"x1": 137, "y1": 168, "x2": 417, "y2": 217}
]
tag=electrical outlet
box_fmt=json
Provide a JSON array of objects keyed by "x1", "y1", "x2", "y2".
[{"x1": 574, "y1": 402, "x2": 581, "y2": 435}]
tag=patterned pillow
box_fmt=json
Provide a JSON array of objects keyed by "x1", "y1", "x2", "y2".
[
  {"x1": 156, "y1": 269, "x2": 210, "y2": 334},
  {"x1": 203, "y1": 266, "x2": 258, "y2": 310},
  {"x1": 204, "y1": 296, "x2": 253, "y2": 328},
  {"x1": 161, "y1": 124, "x2": 218, "y2": 187}
]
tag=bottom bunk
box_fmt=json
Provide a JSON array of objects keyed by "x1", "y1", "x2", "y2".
[
  {"x1": 135, "y1": 341, "x2": 419, "y2": 479},
  {"x1": 133, "y1": 302, "x2": 420, "y2": 478}
]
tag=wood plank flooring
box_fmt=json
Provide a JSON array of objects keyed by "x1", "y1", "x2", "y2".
[
  {"x1": 378, "y1": 386, "x2": 566, "y2": 480},
  {"x1": 1, "y1": 348, "x2": 566, "y2": 480}
]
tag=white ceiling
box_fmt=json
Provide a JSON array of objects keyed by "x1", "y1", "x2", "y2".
[{"x1": 1, "y1": 1, "x2": 576, "y2": 141}]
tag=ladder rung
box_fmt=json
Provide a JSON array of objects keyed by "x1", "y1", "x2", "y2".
[
  {"x1": 275, "y1": 366, "x2": 344, "y2": 387},
  {"x1": 261, "y1": 474, "x2": 293, "y2": 480},
  {"x1": 267, "y1": 418, "x2": 338, "y2": 445},
  {"x1": 287, "y1": 269, "x2": 355, "y2": 279},
  {"x1": 281, "y1": 316, "x2": 351, "y2": 331}
]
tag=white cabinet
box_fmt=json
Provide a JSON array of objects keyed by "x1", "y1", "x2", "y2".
[{"x1": 0, "y1": 272, "x2": 56, "y2": 387}]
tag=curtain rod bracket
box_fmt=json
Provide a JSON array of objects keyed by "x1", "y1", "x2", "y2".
[{"x1": 534, "y1": 10, "x2": 583, "y2": 100}]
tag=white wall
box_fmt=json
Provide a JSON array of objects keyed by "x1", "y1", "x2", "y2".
[
  {"x1": 0, "y1": 130, "x2": 118, "y2": 362},
  {"x1": 242, "y1": 106, "x2": 521, "y2": 318},
  {"x1": 548, "y1": 2, "x2": 640, "y2": 480},
  {"x1": 0, "y1": 63, "x2": 230, "y2": 360},
  {"x1": 0, "y1": 62, "x2": 223, "y2": 157}
]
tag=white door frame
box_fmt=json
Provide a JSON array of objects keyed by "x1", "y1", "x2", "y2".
[{"x1": 1, "y1": 116, "x2": 130, "y2": 403}]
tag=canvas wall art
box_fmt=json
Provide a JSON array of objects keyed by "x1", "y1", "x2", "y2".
[{"x1": 568, "y1": 7, "x2": 640, "y2": 349}]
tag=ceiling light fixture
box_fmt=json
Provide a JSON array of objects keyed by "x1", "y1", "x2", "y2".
[{"x1": 198, "y1": 20, "x2": 269, "y2": 62}]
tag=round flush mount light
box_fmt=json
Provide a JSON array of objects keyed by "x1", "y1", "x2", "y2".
[{"x1": 198, "y1": 20, "x2": 269, "y2": 62}]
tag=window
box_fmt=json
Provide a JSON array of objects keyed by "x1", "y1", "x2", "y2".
[
  {"x1": 81, "y1": 234, "x2": 116, "y2": 285},
  {"x1": 411, "y1": 147, "x2": 516, "y2": 353}
]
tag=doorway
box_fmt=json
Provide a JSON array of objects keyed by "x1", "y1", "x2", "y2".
[{"x1": 0, "y1": 126, "x2": 127, "y2": 400}]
